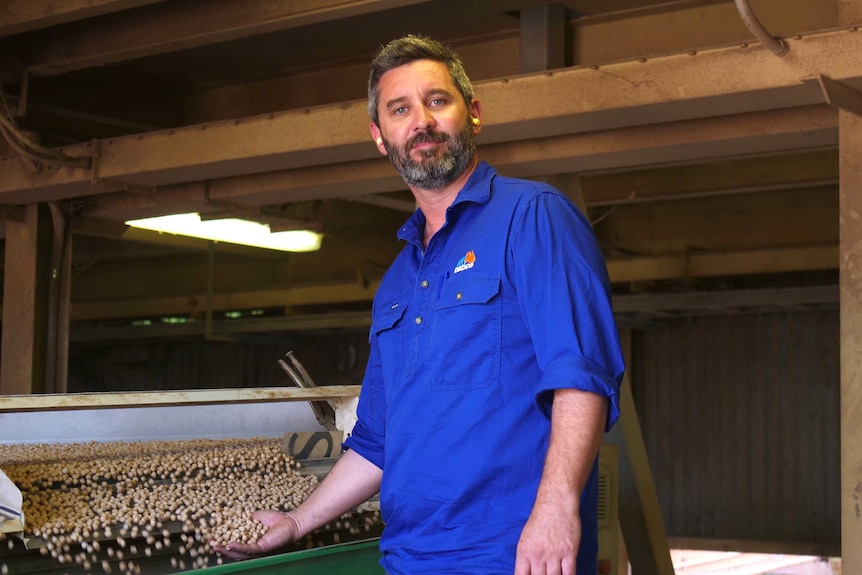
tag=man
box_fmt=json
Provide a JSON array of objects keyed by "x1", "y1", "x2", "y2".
[{"x1": 216, "y1": 34, "x2": 624, "y2": 575}]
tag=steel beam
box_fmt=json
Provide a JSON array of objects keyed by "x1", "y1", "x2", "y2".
[
  {"x1": 64, "y1": 285, "x2": 839, "y2": 342},
  {"x1": 0, "y1": 0, "x2": 165, "y2": 37},
  {"x1": 347, "y1": 194, "x2": 416, "y2": 213},
  {"x1": 480, "y1": 105, "x2": 836, "y2": 181},
  {"x1": 0, "y1": 28, "x2": 858, "y2": 203},
  {"x1": 71, "y1": 311, "x2": 375, "y2": 342},
  {"x1": 20, "y1": 0, "x2": 436, "y2": 76},
  {"x1": 71, "y1": 280, "x2": 383, "y2": 321},
  {"x1": 612, "y1": 285, "x2": 838, "y2": 316},
  {"x1": 580, "y1": 149, "x2": 838, "y2": 206},
  {"x1": 606, "y1": 244, "x2": 837, "y2": 283},
  {"x1": 81, "y1": 105, "x2": 837, "y2": 221},
  {"x1": 476, "y1": 28, "x2": 859, "y2": 143},
  {"x1": 18, "y1": 0, "x2": 565, "y2": 77},
  {"x1": 65, "y1": 244, "x2": 836, "y2": 321}
]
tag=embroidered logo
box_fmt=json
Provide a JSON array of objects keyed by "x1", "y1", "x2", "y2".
[{"x1": 453, "y1": 250, "x2": 476, "y2": 274}]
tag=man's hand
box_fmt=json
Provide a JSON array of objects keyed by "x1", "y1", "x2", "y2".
[
  {"x1": 514, "y1": 498, "x2": 580, "y2": 575},
  {"x1": 514, "y1": 388, "x2": 607, "y2": 574},
  {"x1": 211, "y1": 510, "x2": 301, "y2": 561},
  {"x1": 212, "y1": 449, "x2": 383, "y2": 563}
]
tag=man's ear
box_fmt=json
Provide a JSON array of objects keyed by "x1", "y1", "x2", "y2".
[
  {"x1": 370, "y1": 123, "x2": 386, "y2": 154},
  {"x1": 469, "y1": 100, "x2": 483, "y2": 134}
]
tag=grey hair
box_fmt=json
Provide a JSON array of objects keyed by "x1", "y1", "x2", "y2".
[{"x1": 367, "y1": 34, "x2": 474, "y2": 126}]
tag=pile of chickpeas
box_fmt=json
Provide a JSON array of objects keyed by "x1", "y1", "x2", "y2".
[{"x1": 0, "y1": 437, "x2": 378, "y2": 574}]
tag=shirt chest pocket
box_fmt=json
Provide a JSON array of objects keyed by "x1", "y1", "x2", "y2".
[
  {"x1": 370, "y1": 300, "x2": 406, "y2": 394},
  {"x1": 428, "y1": 273, "x2": 502, "y2": 390}
]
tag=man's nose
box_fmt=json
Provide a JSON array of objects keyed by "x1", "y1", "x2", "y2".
[{"x1": 412, "y1": 106, "x2": 436, "y2": 130}]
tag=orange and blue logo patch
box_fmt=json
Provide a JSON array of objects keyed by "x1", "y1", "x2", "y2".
[{"x1": 454, "y1": 250, "x2": 476, "y2": 274}]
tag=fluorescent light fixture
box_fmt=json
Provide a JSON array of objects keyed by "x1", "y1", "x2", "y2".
[{"x1": 125, "y1": 213, "x2": 323, "y2": 252}]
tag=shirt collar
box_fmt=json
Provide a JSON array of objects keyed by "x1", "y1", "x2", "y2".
[{"x1": 397, "y1": 161, "x2": 496, "y2": 245}]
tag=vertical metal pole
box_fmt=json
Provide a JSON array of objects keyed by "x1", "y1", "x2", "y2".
[
  {"x1": 206, "y1": 240, "x2": 215, "y2": 340},
  {"x1": 55, "y1": 216, "x2": 73, "y2": 393}
]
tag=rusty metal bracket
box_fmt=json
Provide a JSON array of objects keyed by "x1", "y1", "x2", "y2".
[{"x1": 801, "y1": 75, "x2": 862, "y2": 118}]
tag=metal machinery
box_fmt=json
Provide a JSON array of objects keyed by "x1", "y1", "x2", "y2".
[
  {"x1": 1, "y1": 382, "x2": 621, "y2": 575},
  {"x1": 0, "y1": 384, "x2": 384, "y2": 575},
  {"x1": 190, "y1": 540, "x2": 384, "y2": 574}
]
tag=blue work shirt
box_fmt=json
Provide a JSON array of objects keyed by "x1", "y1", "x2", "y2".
[{"x1": 344, "y1": 161, "x2": 624, "y2": 575}]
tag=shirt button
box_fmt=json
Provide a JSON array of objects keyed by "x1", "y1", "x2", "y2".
[
  {"x1": 421, "y1": 280, "x2": 429, "y2": 288},
  {"x1": 415, "y1": 316, "x2": 423, "y2": 325},
  {"x1": 455, "y1": 292, "x2": 463, "y2": 300}
]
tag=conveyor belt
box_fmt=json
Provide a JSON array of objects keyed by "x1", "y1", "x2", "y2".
[
  {"x1": 0, "y1": 439, "x2": 382, "y2": 575},
  {"x1": 0, "y1": 387, "x2": 371, "y2": 575}
]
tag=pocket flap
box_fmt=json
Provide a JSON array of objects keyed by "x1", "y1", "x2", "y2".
[
  {"x1": 434, "y1": 273, "x2": 501, "y2": 310},
  {"x1": 370, "y1": 300, "x2": 406, "y2": 338}
]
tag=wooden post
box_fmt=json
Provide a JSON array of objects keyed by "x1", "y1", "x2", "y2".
[
  {"x1": 561, "y1": 172, "x2": 672, "y2": 573},
  {"x1": 839, "y1": 108, "x2": 862, "y2": 574},
  {"x1": 605, "y1": 329, "x2": 675, "y2": 575},
  {"x1": 1, "y1": 204, "x2": 51, "y2": 394}
]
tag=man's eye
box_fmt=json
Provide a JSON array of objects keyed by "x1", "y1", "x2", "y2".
[
  {"x1": 430, "y1": 98, "x2": 446, "y2": 106},
  {"x1": 394, "y1": 106, "x2": 408, "y2": 115}
]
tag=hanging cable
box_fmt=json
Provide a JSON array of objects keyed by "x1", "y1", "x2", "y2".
[
  {"x1": 45, "y1": 201, "x2": 69, "y2": 393},
  {"x1": 0, "y1": 115, "x2": 91, "y2": 168},
  {"x1": 734, "y1": 0, "x2": 788, "y2": 56},
  {"x1": 0, "y1": 83, "x2": 92, "y2": 169},
  {"x1": 0, "y1": 122, "x2": 42, "y2": 171}
]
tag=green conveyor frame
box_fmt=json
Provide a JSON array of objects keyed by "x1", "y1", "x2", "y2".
[{"x1": 187, "y1": 539, "x2": 384, "y2": 575}]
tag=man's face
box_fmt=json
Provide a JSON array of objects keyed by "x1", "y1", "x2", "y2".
[{"x1": 374, "y1": 60, "x2": 478, "y2": 191}]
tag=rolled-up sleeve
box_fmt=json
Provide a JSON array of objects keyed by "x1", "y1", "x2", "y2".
[
  {"x1": 342, "y1": 335, "x2": 386, "y2": 470},
  {"x1": 509, "y1": 191, "x2": 624, "y2": 430}
]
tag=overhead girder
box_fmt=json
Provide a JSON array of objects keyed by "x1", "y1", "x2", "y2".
[
  {"x1": 80, "y1": 104, "x2": 837, "y2": 222},
  {"x1": 16, "y1": 0, "x2": 437, "y2": 76},
  {"x1": 64, "y1": 242, "x2": 837, "y2": 321},
  {"x1": 58, "y1": 285, "x2": 840, "y2": 342},
  {"x1": 12, "y1": 0, "x2": 600, "y2": 77},
  {"x1": 579, "y1": 149, "x2": 838, "y2": 207},
  {"x1": 0, "y1": 28, "x2": 857, "y2": 208},
  {"x1": 0, "y1": 0, "x2": 166, "y2": 37}
]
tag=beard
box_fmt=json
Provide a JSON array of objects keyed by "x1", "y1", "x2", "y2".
[{"x1": 382, "y1": 120, "x2": 477, "y2": 191}]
